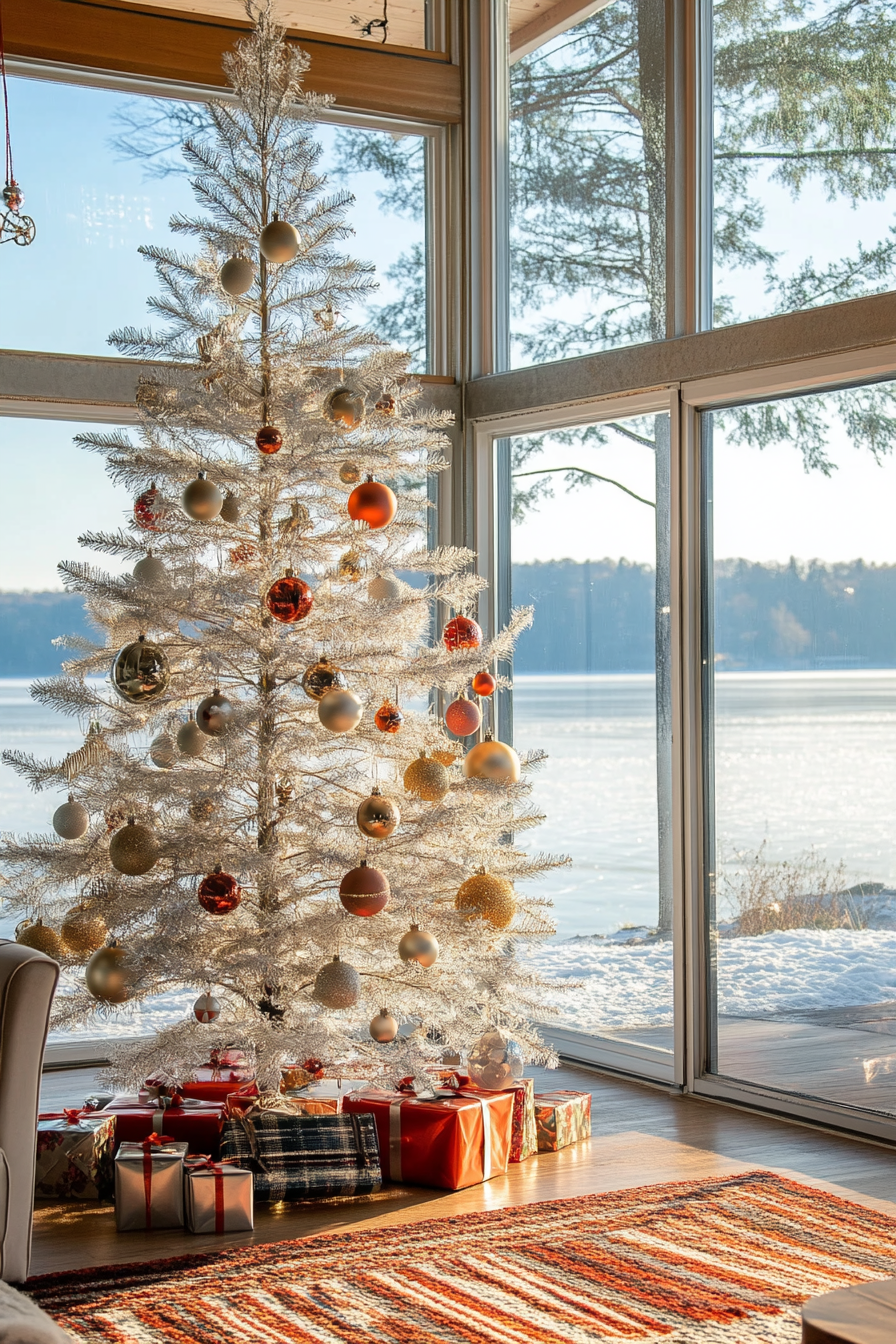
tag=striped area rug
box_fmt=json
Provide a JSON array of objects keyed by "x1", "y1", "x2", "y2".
[{"x1": 27, "y1": 1171, "x2": 896, "y2": 1343}]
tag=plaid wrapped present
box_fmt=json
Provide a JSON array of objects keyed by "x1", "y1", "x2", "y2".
[
  {"x1": 220, "y1": 1105, "x2": 381, "y2": 1202},
  {"x1": 534, "y1": 1090, "x2": 592, "y2": 1152},
  {"x1": 35, "y1": 1110, "x2": 116, "y2": 1200}
]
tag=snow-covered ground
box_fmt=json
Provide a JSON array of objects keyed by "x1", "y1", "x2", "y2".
[{"x1": 529, "y1": 927, "x2": 896, "y2": 1033}]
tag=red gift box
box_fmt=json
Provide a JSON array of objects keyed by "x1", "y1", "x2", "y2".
[
  {"x1": 343, "y1": 1084, "x2": 514, "y2": 1191},
  {"x1": 449, "y1": 1074, "x2": 537, "y2": 1163},
  {"x1": 103, "y1": 1096, "x2": 225, "y2": 1157},
  {"x1": 178, "y1": 1079, "x2": 260, "y2": 1104}
]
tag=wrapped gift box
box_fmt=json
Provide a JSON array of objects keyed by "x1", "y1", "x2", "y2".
[
  {"x1": 448, "y1": 1074, "x2": 536, "y2": 1164},
  {"x1": 35, "y1": 1111, "x2": 116, "y2": 1200},
  {"x1": 220, "y1": 1108, "x2": 382, "y2": 1202},
  {"x1": 103, "y1": 1096, "x2": 224, "y2": 1156},
  {"x1": 534, "y1": 1090, "x2": 592, "y2": 1152},
  {"x1": 184, "y1": 1158, "x2": 253, "y2": 1233},
  {"x1": 178, "y1": 1080, "x2": 260, "y2": 1104},
  {"x1": 343, "y1": 1085, "x2": 514, "y2": 1191},
  {"x1": 114, "y1": 1137, "x2": 187, "y2": 1231},
  {"x1": 279, "y1": 1080, "x2": 345, "y2": 1115}
]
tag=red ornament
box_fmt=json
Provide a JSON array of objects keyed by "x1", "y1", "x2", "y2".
[
  {"x1": 445, "y1": 694, "x2": 482, "y2": 737},
  {"x1": 472, "y1": 670, "x2": 497, "y2": 697},
  {"x1": 374, "y1": 700, "x2": 403, "y2": 733},
  {"x1": 134, "y1": 484, "x2": 165, "y2": 532},
  {"x1": 229, "y1": 542, "x2": 256, "y2": 565},
  {"x1": 198, "y1": 867, "x2": 241, "y2": 915},
  {"x1": 339, "y1": 861, "x2": 389, "y2": 917},
  {"x1": 443, "y1": 615, "x2": 483, "y2": 652},
  {"x1": 347, "y1": 477, "x2": 397, "y2": 530},
  {"x1": 265, "y1": 573, "x2": 313, "y2": 623},
  {"x1": 256, "y1": 426, "x2": 282, "y2": 455}
]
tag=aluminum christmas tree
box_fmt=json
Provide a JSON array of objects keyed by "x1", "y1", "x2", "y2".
[{"x1": 0, "y1": 7, "x2": 565, "y2": 1091}]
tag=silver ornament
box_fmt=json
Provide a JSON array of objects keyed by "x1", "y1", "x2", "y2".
[
  {"x1": 132, "y1": 554, "x2": 169, "y2": 587},
  {"x1": 193, "y1": 992, "x2": 221, "y2": 1024},
  {"x1": 313, "y1": 956, "x2": 361, "y2": 1009},
  {"x1": 219, "y1": 256, "x2": 254, "y2": 296},
  {"x1": 370, "y1": 1008, "x2": 398, "y2": 1043},
  {"x1": 177, "y1": 719, "x2": 207, "y2": 757},
  {"x1": 317, "y1": 688, "x2": 363, "y2": 735},
  {"x1": 53, "y1": 796, "x2": 89, "y2": 840},
  {"x1": 111, "y1": 636, "x2": 171, "y2": 704},
  {"x1": 467, "y1": 1028, "x2": 524, "y2": 1090},
  {"x1": 182, "y1": 473, "x2": 224, "y2": 521},
  {"x1": 149, "y1": 733, "x2": 177, "y2": 770},
  {"x1": 197, "y1": 690, "x2": 234, "y2": 737}
]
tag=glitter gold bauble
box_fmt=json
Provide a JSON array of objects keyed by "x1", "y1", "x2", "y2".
[
  {"x1": 53, "y1": 796, "x2": 89, "y2": 840},
  {"x1": 85, "y1": 942, "x2": 132, "y2": 1004},
  {"x1": 259, "y1": 217, "x2": 301, "y2": 262},
  {"x1": 443, "y1": 615, "x2": 483, "y2": 651},
  {"x1": 193, "y1": 992, "x2": 221, "y2": 1023},
  {"x1": 403, "y1": 751, "x2": 450, "y2": 802},
  {"x1": 60, "y1": 904, "x2": 108, "y2": 958},
  {"x1": 374, "y1": 699, "x2": 403, "y2": 733},
  {"x1": 398, "y1": 924, "x2": 439, "y2": 968},
  {"x1": 370, "y1": 1008, "x2": 398, "y2": 1043},
  {"x1": 197, "y1": 690, "x2": 233, "y2": 737},
  {"x1": 265, "y1": 572, "x2": 313, "y2": 623},
  {"x1": 198, "y1": 867, "x2": 242, "y2": 915},
  {"x1": 15, "y1": 919, "x2": 62, "y2": 959},
  {"x1": 188, "y1": 793, "x2": 217, "y2": 822},
  {"x1": 149, "y1": 733, "x2": 177, "y2": 770},
  {"x1": 337, "y1": 550, "x2": 363, "y2": 583},
  {"x1": 219, "y1": 492, "x2": 240, "y2": 523},
  {"x1": 255, "y1": 425, "x2": 282, "y2": 454},
  {"x1": 177, "y1": 719, "x2": 207, "y2": 757},
  {"x1": 112, "y1": 635, "x2": 170, "y2": 704},
  {"x1": 348, "y1": 476, "x2": 396, "y2": 530},
  {"x1": 455, "y1": 871, "x2": 515, "y2": 929},
  {"x1": 318, "y1": 688, "x2": 363, "y2": 735},
  {"x1": 219, "y1": 256, "x2": 254, "y2": 296},
  {"x1": 368, "y1": 573, "x2": 402, "y2": 602},
  {"x1": 339, "y1": 860, "x2": 390, "y2": 917},
  {"x1": 324, "y1": 387, "x2": 365, "y2": 430},
  {"x1": 301, "y1": 657, "x2": 347, "y2": 701},
  {"x1": 339, "y1": 461, "x2": 361, "y2": 484},
  {"x1": 313, "y1": 956, "x2": 361, "y2": 1009},
  {"x1": 356, "y1": 788, "x2": 400, "y2": 839},
  {"x1": 182, "y1": 472, "x2": 224, "y2": 521},
  {"x1": 133, "y1": 483, "x2": 165, "y2": 532},
  {"x1": 445, "y1": 693, "x2": 482, "y2": 737},
  {"x1": 472, "y1": 670, "x2": 497, "y2": 697},
  {"x1": 109, "y1": 817, "x2": 160, "y2": 876},
  {"x1": 462, "y1": 736, "x2": 521, "y2": 784},
  {"x1": 133, "y1": 554, "x2": 169, "y2": 587}
]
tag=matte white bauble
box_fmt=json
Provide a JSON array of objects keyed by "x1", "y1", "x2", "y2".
[
  {"x1": 53, "y1": 797, "x2": 89, "y2": 840},
  {"x1": 368, "y1": 574, "x2": 402, "y2": 602}
]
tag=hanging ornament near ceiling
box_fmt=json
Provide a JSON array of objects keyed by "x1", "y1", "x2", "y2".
[{"x1": 0, "y1": 20, "x2": 35, "y2": 248}]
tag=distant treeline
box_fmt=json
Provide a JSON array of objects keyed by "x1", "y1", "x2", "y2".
[{"x1": 3, "y1": 559, "x2": 896, "y2": 676}]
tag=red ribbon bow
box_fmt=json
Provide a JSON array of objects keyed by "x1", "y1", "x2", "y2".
[{"x1": 64, "y1": 1108, "x2": 84, "y2": 1125}]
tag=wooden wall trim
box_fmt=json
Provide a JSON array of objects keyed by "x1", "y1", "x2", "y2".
[{"x1": 4, "y1": 0, "x2": 462, "y2": 122}]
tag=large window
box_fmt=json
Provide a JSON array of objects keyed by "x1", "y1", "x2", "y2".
[
  {"x1": 713, "y1": 0, "x2": 896, "y2": 328},
  {"x1": 703, "y1": 380, "x2": 896, "y2": 1115},
  {"x1": 508, "y1": 0, "x2": 666, "y2": 368},
  {"x1": 507, "y1": 406, "x2": 673, "y2": 1062},
  {"x1": 1, "y1": 77, "x2": 428, "y2": 367}
]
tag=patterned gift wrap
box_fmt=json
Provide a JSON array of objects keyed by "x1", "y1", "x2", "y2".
[
  {"x1": 114, "y1": 1137, "x2": 188, "y2": 1231},
  {"x1": 35, "y1": 1111, "x2": 116, "y2": 1200},
  {"x1": 220, "y1": 1110, "x2": 381, "y2": 1202},
  {"x1": 534, "y1": 1089, "x2": 592, "y2": 1152},
  {"x1": 184, "y1": 1158, "x2": 254, "y2": 1233}
]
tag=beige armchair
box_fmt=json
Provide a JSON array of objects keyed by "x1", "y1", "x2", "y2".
[{"x1": 0, "y1": 942, "x2": 59, "y2": 1283}]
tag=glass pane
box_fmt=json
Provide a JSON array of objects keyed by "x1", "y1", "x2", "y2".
[
  {"x1": 508, "y1": 0, "x2": 667, "y2": 368},
  {"x1": 1, "y1": 77, "x2": 427, "y2": 366},
  {"x1": 713, "y1": 0, "x2": 896, "y2": 327},
  {"x1": 510, "y1": 412, "x2": 673, "y2": 1052},
  {"x1": 703, "y1": 380, "x2": 896, "y2": 1115}
]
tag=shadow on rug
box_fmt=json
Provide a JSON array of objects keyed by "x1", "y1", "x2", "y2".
[{"x1": 26, "y1": 1170, "x2": 896, "y2": 1342}]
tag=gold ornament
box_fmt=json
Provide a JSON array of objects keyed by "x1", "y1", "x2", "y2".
[
  {"x1": 52, "y1": 795, "x2": 89, "y2": 840},
  {"x1": 301, "y1": 657, "x2": 348, "y2": 701},
  {"x1": 462, "y1": 735, "x2": 521, "y2": 784},
  {"x1": 149, "y1": 733, "x2": 177, "y2": 770},
  {"x1": 455, "y1": 870, "x2": 515, "y2": 929},
  {"x1": 338, "y1": 550, "x2": 363, "y2": 582},
  {"x1": 60, "y1": 904, "x2": 108, "y2": 958},
  {"x1": 317, "y1": 688, "x2": 363, "y2": 734},
  {"x1": 177, "y1": 719, "x2": 207, "y2": 758},
  {"x1": 370, "y1": 1008, "x2": 398, "y2": 1043},
  {"x1": 132, "y1": 554, "x2": 169, "y2": 587},
  {"x1": 324, "y1": 387, "x2": 365, "y2": 431},
  {"x1": 188, "y1": 793, "x2": 217, "y2": 822},
  {"x1": 181, "y1": 472, "x2": 224, "y2": 521},
  {"x1": 398, "y1": 924, "x2": 439, "y2": 968},
  {"x1": 220, "y1": 492, "x2": 240, "y2": 523},
  {"x1": 111, "y1": 635, "x2": 171, "y2": 704},
  {"x1": 313, "y1": 956, "x2": 361, "y2": 1009},
  {"x1": 403, "y1": 751, "x2": 450, "y2": 802},
  {"x1": 15, "y1": 919, "x2": 62, "y2": 959},
  {"x1": 259, "y1": 216, "x2": 301, "y2": 262},
  {"x1": 219, "y1": 256, "x2": 254, "y2": 296},
  {"x1": 356, "y1": 788, "x2": 400, "y2": 839},
  {"x1": 85, "y1": 941, "x2": 132, "y2": 1004},
  {"x1": 109, "y1": 817, "x2": 160, "y2": 876},
  {"x1": 431, "y1": 749, "x2": 458, "y2": 767},
  {"x1": 338, "y1": 461, "x2": 361, "y2": 484},
  {"x1": 197, "y1": 689, "x2": 234, "y2": 737}
]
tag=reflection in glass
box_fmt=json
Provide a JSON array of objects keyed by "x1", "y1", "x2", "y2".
[
  {"x1": 704, "y1": 383, "x2": 896, "y2": 1115},
  {"x1": 508, "y1": 0, "x2": 666, "y2": 368},
  {"x1": 713, "y1": 0, "x2": 896, "y2": 327},
  {"x1": 510, "y1": 413, "x2": 672, "y2": 1051}
]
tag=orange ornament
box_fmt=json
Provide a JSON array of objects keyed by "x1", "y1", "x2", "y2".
[
  {"x1": 339, "y1": 860, "x2": 390, "y2": 917},
  {"x1": 443, "y1": 615, "x2": 482, "y2": 651},
  {"x1": 347, "y1": 476, "x2": 396, "y2": 530},
  {"x1": 198, "y1": 867, "x2": 242, "y2": 915},
  {"x1": 255, "y1": 426, "x2": 282, "y2": 454},
  {"x1": 265, "y1": 572, "x2": 313, "y2": 623},
  {"x1": 374, "y1": 700, "x2": 403, "y2": 733},
  {"x1": 472, "y1": 670, "x2": 497, "y2": 697},
  {"x1": 445, "y1": 694, "x2": 482, "y2": 737}
]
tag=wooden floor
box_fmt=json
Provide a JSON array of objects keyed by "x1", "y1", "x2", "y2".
[{"x1": 30, "y1": 1060, "x2": 896, "y2": 1279}]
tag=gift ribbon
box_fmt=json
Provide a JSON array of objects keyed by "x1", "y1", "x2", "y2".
[
  {"x1": 39, "y1": 1109, "x2": 88, "y2": 1126},
  {"x1": 140, "y1": 1132, "x2": 174, "y2": 1229}
]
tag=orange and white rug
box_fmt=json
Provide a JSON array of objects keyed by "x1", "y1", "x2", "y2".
[{"x1": 27, "y1": 1170, "x2": 896, "y2": 1342}]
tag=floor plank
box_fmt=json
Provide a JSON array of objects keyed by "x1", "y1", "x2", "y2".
[{"x1": 29, "y1": 1061, "x2": 896, "y2": 1278}]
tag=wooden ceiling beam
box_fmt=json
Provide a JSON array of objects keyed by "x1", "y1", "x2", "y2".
[{"x1": 3, "y1": 0, "x2": 461, "y2": 123}]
